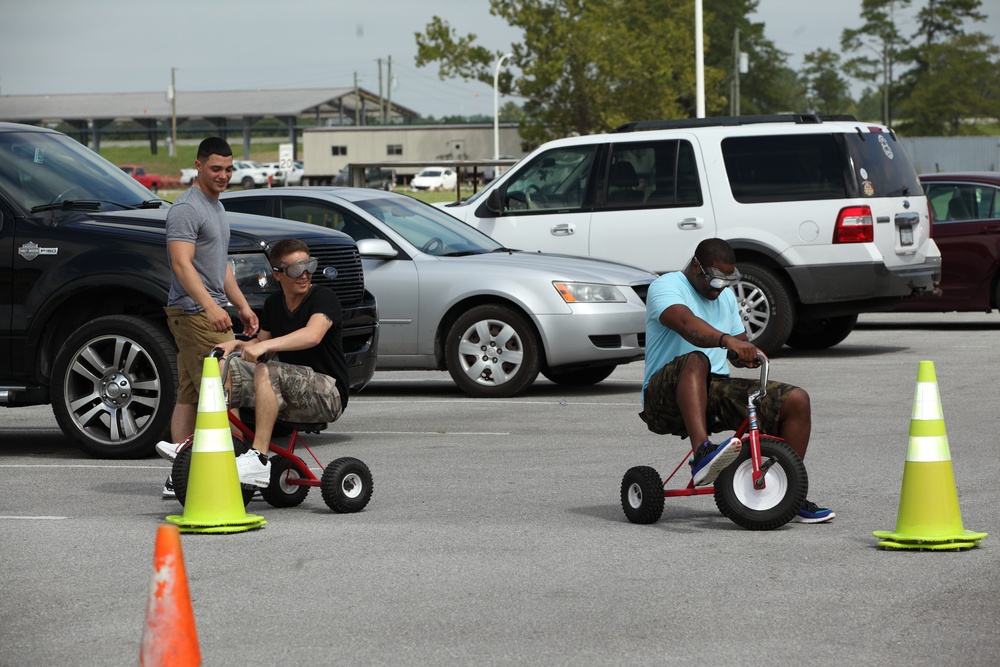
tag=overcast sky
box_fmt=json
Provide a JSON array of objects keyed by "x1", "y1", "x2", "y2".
[{"x1": 1, "y1": 0, "x2": 997, "y2": 119}]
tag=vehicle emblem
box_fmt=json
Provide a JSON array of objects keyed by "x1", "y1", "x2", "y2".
[
  {"x1": 903, "y1": 200, "x2": 910, "y2": 209},
  {"x1": 18, "y1": 242, "x2": 59, "y2": 261}
]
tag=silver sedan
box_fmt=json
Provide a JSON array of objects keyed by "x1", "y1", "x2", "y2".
[{"x1": 221, "y1": 187, "x2": 656, "y2": 398}]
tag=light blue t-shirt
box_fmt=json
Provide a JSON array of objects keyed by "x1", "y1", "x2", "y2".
[{"x1": 642, "y1": 271, "x2": 744, "y2": 398}]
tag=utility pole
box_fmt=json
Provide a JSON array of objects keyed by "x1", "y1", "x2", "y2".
[
  {"x1": 386, "y1": 55, "x2": 392, "y2": 125},
  {"x1": 377, "y1": 58, "x2": 384, "y2": 124},
  {"x1": 731, "y1": 29, "x2": 740, "y2": 116},
  {"x1": 354, "y1": 72, "x2": 360, "y2": 125},
  {"x1": 169, "y1": 67, "x2": 177, "y2": 157}
]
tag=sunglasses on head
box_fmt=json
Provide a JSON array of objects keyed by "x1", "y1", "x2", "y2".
[
  {"x1": 274, "y1": 257, "x2": 318, "y2": 279},
  {"x1": 694, "y1": 257, "x2": 741, "y2": 289}
]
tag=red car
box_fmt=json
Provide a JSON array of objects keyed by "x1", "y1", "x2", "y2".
[{"x1": 900, "y1": 172, "x2": 1000, "y2": 312}]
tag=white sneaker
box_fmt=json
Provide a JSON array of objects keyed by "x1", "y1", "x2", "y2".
[
  {"x1": 162, "y1": 474, "x2": 176, "y2": 499},
  {"x1": 155, "y1": 437, "x2": 191, "y2": 462},
  {"x1": 236, "y1": 449, "x2": 271, "y2": 488}
]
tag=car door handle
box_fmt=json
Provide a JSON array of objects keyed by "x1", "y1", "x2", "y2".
[
  {"x1": 551, "y1": 223, "x2": 575, "y2": 236},
  {"x1": 978, "y1": 225, "x2": 1000, "y2": 235},
  {"x1": 678, "y1": 218, "x2": 704, "y2": 230}
]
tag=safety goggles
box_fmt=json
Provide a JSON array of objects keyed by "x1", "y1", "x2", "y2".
[
  {"x1": 694, "y1": 257, "x2": 741, "y2": 289},
  {"x1": 274, "y1": 257, "x2": 318, "y2": 279}
]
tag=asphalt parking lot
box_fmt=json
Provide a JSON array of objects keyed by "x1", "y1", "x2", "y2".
[{"x1": 1, "y1": 312, "x2": 998, "y2": 666}]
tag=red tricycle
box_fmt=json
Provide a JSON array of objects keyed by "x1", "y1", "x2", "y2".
[
  {"x1": 170, "y1": 348, "x2": 373, "y2": 514},
  {"x1": 621, "y1": 353, "x2": 806, "y2": 530}
]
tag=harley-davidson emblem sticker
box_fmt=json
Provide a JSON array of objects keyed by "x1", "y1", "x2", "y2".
[{"x1": 18, "y1": 242, "x2": 58, "y2": 261}]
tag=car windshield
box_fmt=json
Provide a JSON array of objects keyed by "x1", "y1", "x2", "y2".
[
  {"x1": 353, "y1": 195, "x2": 503, "y2": 256},
  {"x1": 418, "y1": 169, "x2": 443, "y2": 177},
  {"x1": 0, "y1": 130, "x2": 163, "y2": 214}
]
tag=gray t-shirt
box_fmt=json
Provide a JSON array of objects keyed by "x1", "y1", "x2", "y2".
[{"x1": 166, "y1": 186, "x2": 230, "y2": 313}]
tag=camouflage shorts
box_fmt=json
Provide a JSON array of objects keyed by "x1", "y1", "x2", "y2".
[
  {"x1": 639, "y1": 351, "x2": 796, "y2": 438},
  {"x1": 228, "y1": 358, "x2": 343, "y2": 424}
]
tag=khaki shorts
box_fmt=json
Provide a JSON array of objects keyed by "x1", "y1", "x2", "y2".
[
  {"x1": 640, "y1": 351, "x2": 796, "y2": 438},
  {"x1": 164, "y1": 307, "x2": 234, "y2": 404},
  {"x1": 228, "y1": 357, "x2": 343, "y2": 424}
]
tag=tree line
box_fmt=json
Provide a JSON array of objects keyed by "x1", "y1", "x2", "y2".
[{"x1": 414, "y1": 0, "x2": 1000, "y2": 145}]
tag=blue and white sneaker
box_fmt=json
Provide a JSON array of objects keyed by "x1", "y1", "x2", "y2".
[
  {"x1": 690, "y1": 437, "x2": 742, "y2": 487},
  {"x1": 794, "y1": 500, "x2": 835, "y2": 523}
]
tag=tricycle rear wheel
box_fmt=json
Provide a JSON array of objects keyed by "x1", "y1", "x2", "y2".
[
  {"x1": 320, "y1": 457, "x2": 373, "y2": 513},
  {"x1": 620, "y1": 466, "x2": 665, "y2": 524},
  {"x1": 714, "y1": 436, "x2": 807, "y2": 530}
]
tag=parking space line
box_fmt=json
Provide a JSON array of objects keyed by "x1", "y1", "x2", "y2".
[{"x1": 0, "y1": 515, "x2": 68, "y2": 520}]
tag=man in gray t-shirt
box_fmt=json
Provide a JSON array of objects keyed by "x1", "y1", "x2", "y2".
[{"x1": 160, "y1": 138, "x2": 258, "y2": 498}]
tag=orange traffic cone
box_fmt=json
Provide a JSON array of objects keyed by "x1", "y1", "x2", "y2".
[
  {"x1": 166, "y1": 357, "x2": 266, "y2": 533},
  {"x1": 139, "y1": 525, "x2": 201, "y2": 666},
  {"x1": 873, "y1": 361, "x2": 987, "y2": 550}
]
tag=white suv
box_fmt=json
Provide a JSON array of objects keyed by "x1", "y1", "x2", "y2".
[{"x1": 442, "y1": 114, "x2": 941, "y2": 353}]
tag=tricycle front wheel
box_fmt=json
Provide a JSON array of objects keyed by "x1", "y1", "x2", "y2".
[{"x1": 714, "y1": 436, "x2": 807, "y2": 530}]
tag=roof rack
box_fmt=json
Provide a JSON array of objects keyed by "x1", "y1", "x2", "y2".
[{"x1": 611, "y1": 114, "x2": 860, "y2": 133}]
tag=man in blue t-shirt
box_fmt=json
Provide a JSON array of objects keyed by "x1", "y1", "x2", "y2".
[
  {"x1": 211, "y1": 238, "x2": 350, "y2": 487},
  {"x1": 640, "y1": 238, "x2": 833, "y2": 523}
]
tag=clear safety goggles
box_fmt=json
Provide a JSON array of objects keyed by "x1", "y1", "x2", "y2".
[
  {"x1": 274, "y1": 257, "x2": 318, "y2": 279},
  {"x1": 695, "y1": 257, "x2": 741, "y2": 289}
]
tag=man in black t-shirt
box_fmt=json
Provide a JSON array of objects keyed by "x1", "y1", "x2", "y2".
[{"x1": 214, "y1": 238, "x2": 349, "y2": 487}]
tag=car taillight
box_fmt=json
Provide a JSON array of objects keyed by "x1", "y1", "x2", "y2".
[{"x1": 834, "y1": 205, "x2": 874, "y2": 243}]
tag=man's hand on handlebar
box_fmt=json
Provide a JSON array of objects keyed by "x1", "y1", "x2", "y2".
[{"x1": 723, "y1": 335, "x2": 764, "y2": 368}]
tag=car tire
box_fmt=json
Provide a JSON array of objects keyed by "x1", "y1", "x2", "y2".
[
  {"x1": 785, "y1": 314, "x2": 858, "y2": 350},
  {"x1": 732, "y1": 263, "x2": 795, "y2": 356},
  {"x1": 542, "y1": 364, "x2": 617, "y2": 386},
  {"x1": 445, "y1": 304, "x2": 541, "y2": 398},
  {"x1": 51, "y1": 315, "x2": 176, "y2": 458},
  {"x1": 242, "y1": 176, "x2": 255, "y2": 189}
]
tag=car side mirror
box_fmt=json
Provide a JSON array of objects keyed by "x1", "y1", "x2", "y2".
[
  {"x1": 357, "y1": 238, "x2": 398, "y2": 259},
  {"x1": 485, "y1": 188, "x2": 502, "y2": 215}
]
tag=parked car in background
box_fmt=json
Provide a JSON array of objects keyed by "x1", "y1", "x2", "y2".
[
  {"x1": 232, "y1": 160, "x2": 270, "y2": 189},
  {"x1": 118, "y1": 165, "x2": 162, "y2": 193},
  {"x1": 179, "y1": 167, "x2": 197, "y2": 185},
  {"x1": 411, "y1": 167, "x2": 457, "y2": 192},
  {"x1": 285, "y1": 161, "x2": 305, "y2": 186},
  {"x1": 259, "y1": 161, "x2": 304, "y2": 187},
  {"x1": 332, "y1": 166, "x2": 394, "y2": 190},
  {"x1": 222, "y1": 187, "x2": 657, "y2": 397},
  {"x1": 898, "y1": 172, "x2": 1000, "y2": 313},
  {"x1": 441, "y1": 114, "x2": 941, "y2": 354}
]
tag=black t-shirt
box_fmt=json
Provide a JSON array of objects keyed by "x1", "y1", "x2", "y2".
[{"x1": 260, "y1": 286, "x2": 350, "y2": 407}]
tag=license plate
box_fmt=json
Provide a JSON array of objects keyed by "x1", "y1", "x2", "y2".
[{"x1": 899, "y1": 225, "x2": 913, "y2": 246}]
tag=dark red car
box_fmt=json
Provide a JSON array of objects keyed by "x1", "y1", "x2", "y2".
[{"x1": 900, "y1": 172, "x2": 1000, "y2": 312}]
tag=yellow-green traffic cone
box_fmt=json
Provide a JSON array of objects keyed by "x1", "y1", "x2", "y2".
[
  {"x1": 166, "y1": 357, "x2": 266, "y2": 534},
  {"x1": 873, "y1": 361, "x2": 986, "y2": 550}
]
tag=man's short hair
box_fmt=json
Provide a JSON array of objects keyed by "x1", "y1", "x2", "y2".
[
  {"x1": 269, "y1": 238, "x2": 310, "y2": 267},
  {"x1": 196, "y1": 137, "x2": 233, "y2": 162},
  {"x1": 694, "y1": 238, "x2": 735, "y2": 266}
]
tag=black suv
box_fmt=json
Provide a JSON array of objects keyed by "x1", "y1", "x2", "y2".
[{"x1": 0, "y1": 123, "x2": 378, "y2": 458}]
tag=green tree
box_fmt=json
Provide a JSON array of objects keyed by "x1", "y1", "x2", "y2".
[
  {"x1": 415, "y1": 0, "x2": 729, "y2": 145},
  {"x1": 896, "y1": 32, "x2": 1000, "y2": 135},
  {"x1": 801, "y1": 49, "x2": 853, "y2": 115},
  {"x1": 701, "y1": 0, "x2": 804, "y2": 115},
  {"x1": 913, "y1": 0, "x2": 985, "y2": 46},
  {"x1": 840, "y1": 0, "x2": 913, "y2": 125}
]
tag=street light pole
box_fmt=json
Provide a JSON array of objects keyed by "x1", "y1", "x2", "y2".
[
  {"x1": 695, "y1": 0, "x2": 705, "y2": 118},
  {"x1": 494, "y1": 52, "x2": 513, "y2": 160}
]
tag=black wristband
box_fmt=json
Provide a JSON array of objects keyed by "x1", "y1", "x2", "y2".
[{"x1": 718, "y1": 333, "x2": 728, "y2": 348}]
